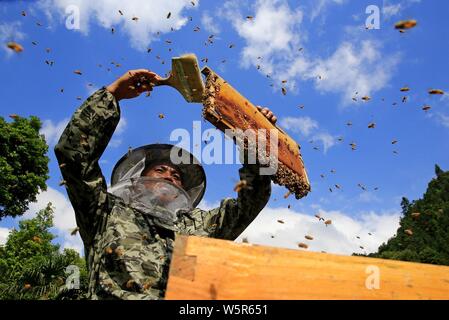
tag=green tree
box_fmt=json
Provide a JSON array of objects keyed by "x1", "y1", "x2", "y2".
[
  {"x1": 0, "y1": 115, "x2": 49, "y2": 219},
  {"x1": 367, "y1": 165, "x2": 449, "y2": 266},
  {"x1": 0, "y1": 204, "x2": 87, "y2": 299}
]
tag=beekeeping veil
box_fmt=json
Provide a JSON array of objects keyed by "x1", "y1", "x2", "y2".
[{"x1": 108, "y1": 144, "x2": 206, "y2": 228}]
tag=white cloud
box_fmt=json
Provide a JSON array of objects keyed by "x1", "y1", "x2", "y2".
[
  {"x1": 201, "y1": 11, "x2": 220, "y2": 34},
  {"x1": 382, "y1": 3, "x2": 402, "y2": 18},
  {"x1": 40, "y1": 118, "x2": 69, "y2": 146},
  {"x1": 41, "y1": 115, "x2": 127, "y2": 148},
  {"x1": 0, "y1": 21, "x2": 26, "y2": 57},
  {"x1": 310, "y1": 0, "x2": 346, "y2": 22},
  {"x1": 38, "y1": 0, "x2": 199, "y2": 50},
  {"x1": 310, "y1": 40, "x2": 400, "y2": 103},
  {"x1": 0, "y1": 227, "x2": 11, "y2": 245},
  {"x1": 382, "y1": 0, "x2": 422, "y2": 20},
  {"x1": 236, "y1": 206, "x2": 401, "y2": 255},
  {"x1": 223, "y1": 0, "x2": 304, "y2": 77},
  {"x1": 358, "y1": 191, "x2": 381, "y2": 203},
  {"x1": 430, "y1": 112, "x2": 449, "y2": 129},
  {"x1": 279, "y1": 116, "x2": 338, "y2": 153},
  {"x1": 115, "y1": 116, "x2": 127, "y2": 135},
  {"x1": 312, "y1": 132, "x2": 336, "y2": 153},
  {"x1": 279, "y1": 116, "x2": 318, "y2": 136},
  {"x1": 24, "y1": 187, "x2": 84, "y2": 254},
  {"x1": 197, "y1": 199, "x2": 220, "y2": 211},
  {"x1": 223, "y1": 0, "x2": 400, "y2": 104}
]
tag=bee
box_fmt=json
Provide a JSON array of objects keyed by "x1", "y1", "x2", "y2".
[
  {"x1": 59, "y1": 179, "x2": 67, "y2": 186},
  {"x1": 229, "y1": 44, "x2": 234, "y2": 48},
  {"x1": 24, "y1": 284, "x2": 32, "y2": 290},
  {"x1": 283, "y1": 191, "x2": 291, "y2": 199},
  {"x1": 32, "y1": 236, "x2": 42, "y2": 243},
  {"x1": 59, "y1": 163, "x2": 66, "y2": 168},
  {"x1": 422, "y1": 105, "x2": 431, "y2": 112},
  {"x1": 21, "y1": 10, "x2": 26, "y2": 16},
  {"x1": 350, "y1": 142, "x2": 357, "y2": 150},
  {"x1": 392, "y1": 140, "x2": 398, "y2": 144},
  {"x1": 191, "y1": 1, "x2": 196, "y2": 6},
  {"x1": 132, "y1": 16, "x2": 139, "y2": 21},
  {"x1": 298, "y1": 243, "x2": 308, "y2": 249},
  {"x1": 167, "y1": 12, "x2": 171, "y2": 19},
  {"x1": 394, "y1": 20, "x2": 417, "y2": 30},
  {"x1": 335, "y1": 184, "x2": 341, "y2": 190},
  {"x1": 324, "y1": 219, "x2": 332, "y2": 226},
  {"x1": 70, "y1": 227, "x2": 80, "y2": 236},
  {"x1": 361, "y1": 96, "x2": 371, "y2": 101},
  {"x1": 242, "y1": 237, "x2": 249, "y2": 243},
  {"x1": 193, "y1": 26, "x2": 200, "y2": 32},
  {"x1": 281, "y1": 87, "x2": 287, "y2": 96},
  {"x1": 246, "y1": 16, "x2": 254, "y2": 20},
  {"x1": 368, "y1": 122, "x2": 376, "y2": 129},
  {"x1": 73, "y1": 70, "x2": 82, "y2": 75},
  {"x1": 158, "y1": 113, "x2": 165, "y2": 119},
  {"x1": 428, "y1": 89, "x2": 444, "y2": 95},
  {"x1": 404, "y1": 229, "x2": 413, "y2": 236},
  {"x1": 277, "y1": 219, "x2": 285, "y2": 224},
  {"x1": 7, "y1": 42, "x2": 23, "y2": 53},
  {"x1": 118, "y1": 10, "x2": 123, "y2": 16},
  {"x1": 165, "y1": 40, "x2": 172, "y2": 44},
  {"x1": 305, "y1": 235, "x2": 314, "y2": 241},
  {"x1": 400, "y1": 87, "x2": 410, "y2": 92}
]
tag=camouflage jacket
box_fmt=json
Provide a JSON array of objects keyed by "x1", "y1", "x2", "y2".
[{"x1": 54, "y1": 88, "x2": 271, "y2": 300}]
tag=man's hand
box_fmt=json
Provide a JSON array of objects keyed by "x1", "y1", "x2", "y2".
[
  {"x1": 106, "y1": 69, "x2": 161, "y2": 101},
  {"x1": 256, "y1": 105, "x2": 277, "y2": 124}
]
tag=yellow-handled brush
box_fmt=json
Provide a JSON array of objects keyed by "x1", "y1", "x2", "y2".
[{"x1": 154, "y1": 53, "x2": 204, "y2": 103}]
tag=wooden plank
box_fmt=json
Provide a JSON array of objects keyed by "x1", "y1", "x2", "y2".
[{"x1": 165, "y1": 235, "x2": 449, "y2": 300}]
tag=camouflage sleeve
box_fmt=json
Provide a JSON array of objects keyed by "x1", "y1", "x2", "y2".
[
  {"x1": 54, "y1": 88, "x2": 120, "y2": 246},
  {"x1": 200, "y1": 164, "x2": 271, "y2": 240}
]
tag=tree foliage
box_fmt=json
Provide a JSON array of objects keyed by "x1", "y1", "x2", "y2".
[
  {"x1": 0, "y1": 116, "x2": 49, "y2": 219},
  {"x1": 0, "y1": 204, "x2": 87, "y2": 300},
  {"x1": 367, "y1": 165, "x2": 449, "y2": 266}
]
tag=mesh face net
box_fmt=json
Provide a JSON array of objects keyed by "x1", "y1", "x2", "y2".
[
  {"x1": 110, "y1": 145, "x2": 206, "y2": 208},
  {"x1": 108, "y1": 177, "x2": 193, "y2": 226}
]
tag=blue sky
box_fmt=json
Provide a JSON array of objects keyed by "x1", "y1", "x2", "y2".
[{"x1": 1, "y1": 0, "x2": 448, "y2": 255}]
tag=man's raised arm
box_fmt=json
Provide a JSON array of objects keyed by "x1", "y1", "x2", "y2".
[{"x1": 54, "y1": 70, "x2": 158, "y2": 245}]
